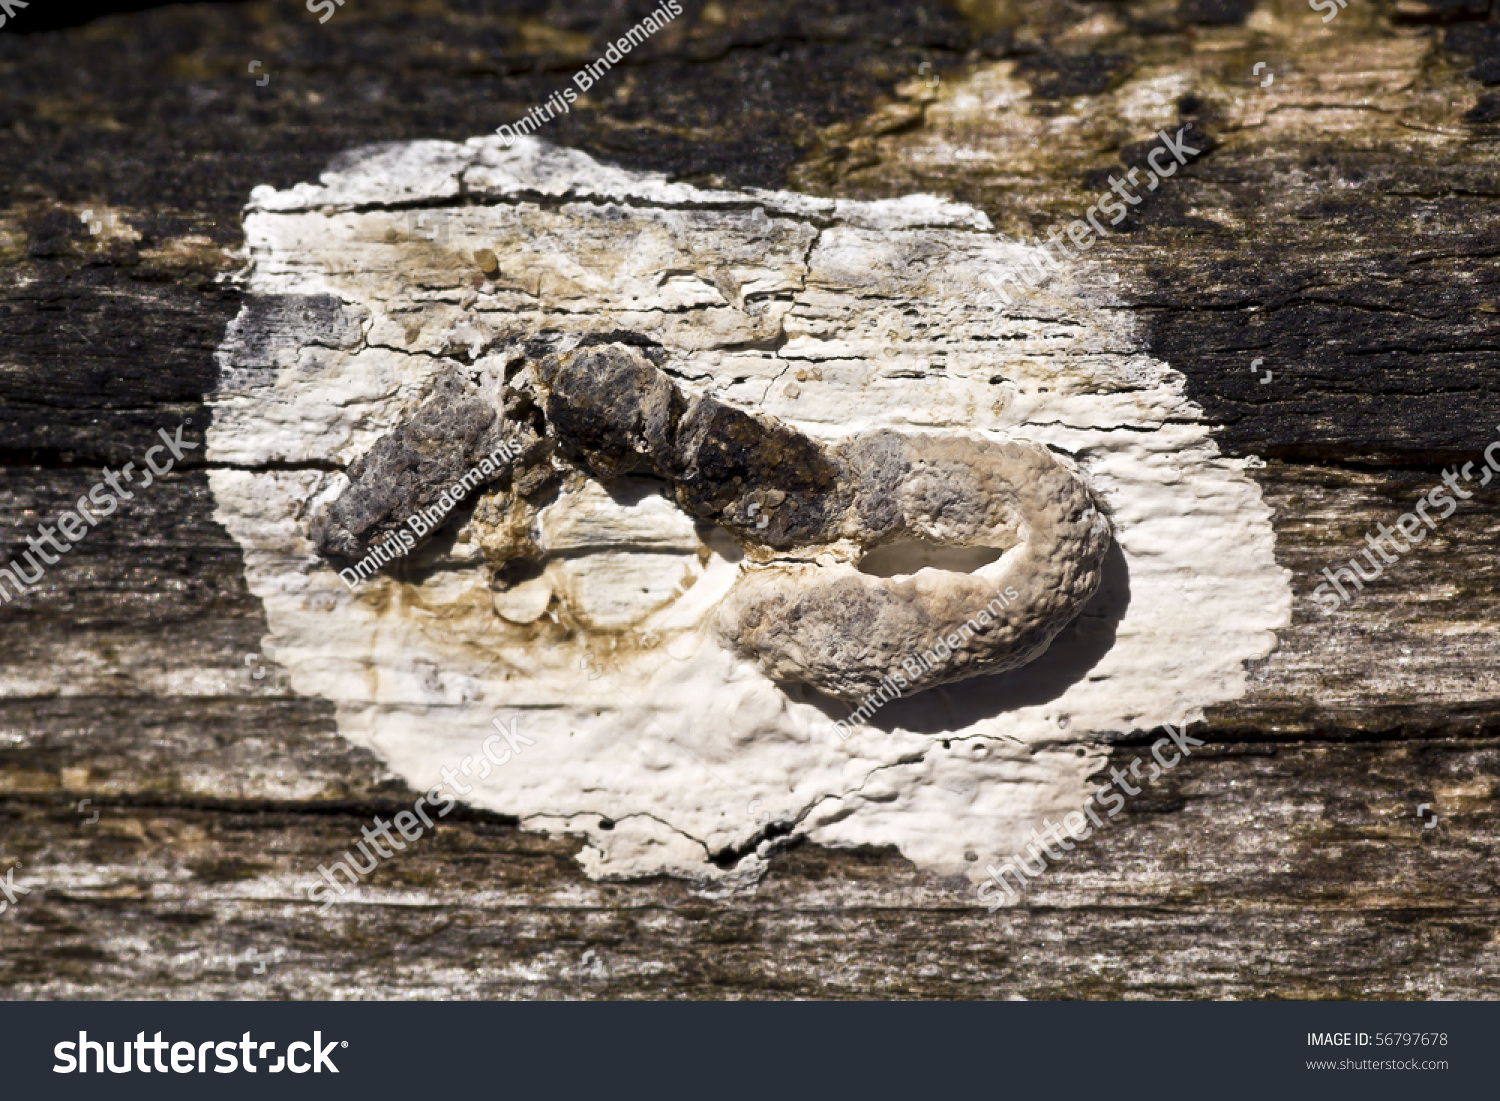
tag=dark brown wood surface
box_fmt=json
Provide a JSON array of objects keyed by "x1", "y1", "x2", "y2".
[{"x1": 1, "y1": 0, "x2": 1497, "y2": 998}]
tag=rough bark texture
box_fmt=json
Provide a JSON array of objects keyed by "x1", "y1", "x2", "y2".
[{"x1": 1, "y1": 0, "x2": 1498, "y2": 998}]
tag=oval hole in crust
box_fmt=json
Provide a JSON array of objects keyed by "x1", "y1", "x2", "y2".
[{"x1": 857, "y1": 539, "x2": 1005, "y2": 578}]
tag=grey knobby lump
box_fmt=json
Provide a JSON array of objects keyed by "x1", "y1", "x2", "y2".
[
  {"x1": 311, "y1": 340, "x2": 1112, "y2": 702},
  {"x1": 719, "y1": 434, "x2": 1112, "y2": 701},
  {"x1": 310, "y1": 369, "x2": 530, "y2": 564},
  {"x1": 534, "y1": 342, "x2": 1114, "y2": 703},
  {"x1": 532, "y1": 340, "x2": 845, "y2": 548}
]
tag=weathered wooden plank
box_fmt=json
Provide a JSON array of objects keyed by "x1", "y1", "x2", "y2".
[
  {"x1": 1, "y1": 736, "x2": 1494, "y2": 998},
  {"x1": 1, "y1": 0, "x2": 1498, "y2": 997}
]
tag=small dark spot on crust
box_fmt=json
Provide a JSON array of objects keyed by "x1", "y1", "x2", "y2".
[
  {"x1": 1393, "y1": 0, "x2": 1488, "y2": 20},
  {"x1": 495, "y1": 556, "x2": 546, "y2": 588},
  {"x1": 1447, "y1": 24, "x2": 1500, "y2": 85},
  {"x1": 973, "y1": 31, "x2": 1017, "y2": 59},
  {"x1": 1176, "y1": 0, "x2": 1256, "y2": 26},
  {"x1": 1015, "y1": 53, "x2": 1130, "y2": 100},
  {"x1": 1465, "y1": 91, "x2": 1500, "y2": 123}
]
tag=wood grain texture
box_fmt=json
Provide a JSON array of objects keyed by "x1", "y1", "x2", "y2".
[{"x1": 1, "y1": 0, "x2": 1497, "y2": 998}]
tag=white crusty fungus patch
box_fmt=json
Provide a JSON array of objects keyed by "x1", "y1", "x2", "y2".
[{"x1": 208, "y1": 136, "x2": 1290, "y2": 888}]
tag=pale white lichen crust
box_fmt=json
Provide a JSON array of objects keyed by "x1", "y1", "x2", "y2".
[{"x1": 208, "y1": 137, "x2": 1290, "y2": 887}]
